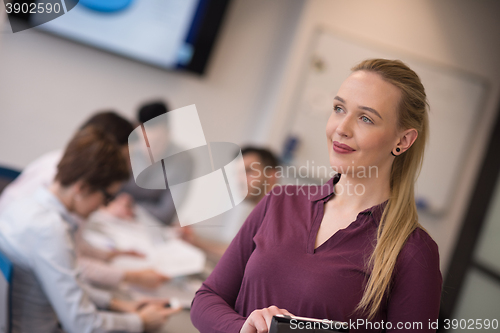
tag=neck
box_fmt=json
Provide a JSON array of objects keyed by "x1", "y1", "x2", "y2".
[
  {"x1": 333, "y1": 168, "x2": 391, "y2": 212},
  {"x1": 49, "y1": 182, "x2": 74, "y2": 212},
  {"x1": 248, "y1": 192, "x2": 265, "y2": 205}
]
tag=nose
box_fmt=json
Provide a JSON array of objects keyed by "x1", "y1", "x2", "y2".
[{"x1": 335, "y1": 114, "x2": 353, "y2": 138}]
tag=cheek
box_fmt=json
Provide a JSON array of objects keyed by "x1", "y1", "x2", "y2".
[
  {"x1": 325, "y1": 114, "x2": 336, "y2": 139},
  {"x1": 359, "y1": 131, "x2": 393, "y2": 160},
  {"x1": 83, "y1": 194, "x2": 104, "y2": 213}
]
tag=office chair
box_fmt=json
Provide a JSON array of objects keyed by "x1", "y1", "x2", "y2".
[
  {"x1": 0, "y1": 166, "x2": 21, "y2": 195},
  {"x1": 0, "y1": 250, "x2": 12, "y2": 333}
]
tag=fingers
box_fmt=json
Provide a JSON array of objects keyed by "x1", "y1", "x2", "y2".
[
  {"x1": 245, "y1": 306, "x2": 295, "y2": 333},
  {"x1": 262, "y1": 306, "x2": 282, "y2": 331},
  {"x1": 150, "y1": 270, "x2": 170, "y2": 284},
  {"x1": 137, "y1": 303, "x2": 158, "y2": 314},
  {"x1": 248, "y1": 313, "x2": 268, "y2": 333},
  {"x1": 135, "y1": 298, "x2": 170, "y2": 311},
  {"x1": 153, "y1": 299, "x2": 170, "y2": 308},
  {"x1": 158, "y1": 273, "x2": 170, "y2": 282},
  {"x1": 123, "y1": 250, "x2": 145, "y2": 258},
  {"x1": 160, "y1": 306, "x2": 182, "y2": 318},
  {"x1": 148, "y1": 272, "x2": 169, "y2": 288},
  {"x1": 136, "y1": 269, "x2": 169, "y2": 287},
  {"x1": 140, "y1": 297, "x2": 170, "y2": 305},
  {"x1": 135, "y1": 299, "x2": 149, "y2": 309},
  {"x1": 267, "y1": 305, "x2": 293, "y2": 317},
  {"x1": 138, "y1": 303, "x2": 181, "y2": 317},
  {"x1": 279, "y1": 308, "x2": 293, "y2": 317}
]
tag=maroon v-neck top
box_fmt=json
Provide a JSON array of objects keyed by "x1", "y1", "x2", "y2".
[{"x1": 191, "y1": 174, "x2": 442, "y2": 332}]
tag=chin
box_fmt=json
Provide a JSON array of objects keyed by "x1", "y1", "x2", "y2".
[
  {"x1": 329, "y1": 156, "x2": 350, "y2": 171},
  {"x1": 76, "y1": 210, "x2": 93, "y2": 219}
]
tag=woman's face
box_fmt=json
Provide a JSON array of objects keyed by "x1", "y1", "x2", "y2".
[
  {"x1": 326, "y1": 70, "x2": 402, "y2": 177},
  {"x1": 73, "y1": 182, "x2": 122, "y2": 218}
]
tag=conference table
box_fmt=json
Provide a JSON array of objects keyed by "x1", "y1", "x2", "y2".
[{"x1": 84, "y1": 207, "x2": 213, "y2": 333}]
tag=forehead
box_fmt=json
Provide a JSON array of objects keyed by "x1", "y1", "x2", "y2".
[
  {"x1": 337, "y1": 71, "x2": 401, "y2": 116},
  {"x1": 243, "y1": 153, "x2": 262, "y2": 166}
]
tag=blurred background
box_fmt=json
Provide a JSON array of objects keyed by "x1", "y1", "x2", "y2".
[{"x1": 1, "y1": 0, "x2": 500, "y2": 331}]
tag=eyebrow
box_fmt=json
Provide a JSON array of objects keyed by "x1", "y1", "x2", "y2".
[{"x1": 333, "y1": 96, "x2": 383, "y2": 120}]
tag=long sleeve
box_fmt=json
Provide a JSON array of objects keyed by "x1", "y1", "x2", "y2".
[
  {"x1": 190, "y1": 193, "x2": 271, "y2": 333},
  {"x1": 29, "y1": 218, "x2": 143, "y2": 333},
  {"x1": 81, "y1": 283, "x2": 113, "y2": 310},
  {"x1": 386, "y1": 229, "x2": 442, "y2": 332}
]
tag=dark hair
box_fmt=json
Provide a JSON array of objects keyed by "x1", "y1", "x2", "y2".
[
  {"x1": 55, "y1": 126, "x2": 130, "y2": 191},
  {"x1": 79, "y1": 111, "x2": 134, "y2": 146},
  {"x1": 241, "y1": 146, "x2": 279, "y2": 169},
  {"x1": 138, "y1": 101, "x2": 169, "y2": 124}
]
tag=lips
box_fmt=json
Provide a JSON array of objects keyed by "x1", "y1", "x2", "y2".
[{"x1": 332, "y1": 141, "x2": 355, "y2": 154}]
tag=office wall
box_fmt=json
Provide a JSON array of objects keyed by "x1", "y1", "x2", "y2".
[
  {"x1": 1, "y1": 0, "x2": 500, "y2": 271},
  {"x1": 264, "y1": 0, "x2": 500, "y2": 271},
  {"x1": 0, "y1": 0, "x2": 305, "y2": 168}
]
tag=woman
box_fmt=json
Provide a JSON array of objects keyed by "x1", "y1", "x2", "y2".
[
  {"x1": 0, "y1": 126, "x2": 178, "y2": 333},
  {"x1": 190, "y1": 59, "x2": 442, "y2": 332}
]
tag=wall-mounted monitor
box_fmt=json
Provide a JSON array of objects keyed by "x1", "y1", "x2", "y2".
[{"x1": 7, "y1": 0, "x2": 231, "y2": 75}]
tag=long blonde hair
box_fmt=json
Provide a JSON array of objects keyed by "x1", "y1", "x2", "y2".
[{"x1": 352, "y1": 59, "x2": 430, "y2": 319}]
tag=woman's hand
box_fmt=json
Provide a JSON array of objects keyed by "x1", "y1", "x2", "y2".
[{"x1": 240, "y1": 306, "x2": 293, "y2": 333}]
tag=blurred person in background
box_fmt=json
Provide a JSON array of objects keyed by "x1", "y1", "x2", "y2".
[
  {"x1": 241, "y1": 147, "x2": 280, "y2": 205},
  {"x1": 0, "y1": 126, "x2": 179, "y2": 333},
  {"x1": 0, "y1": 111, "x2": 169, "y2": 290},
  {"x1": 184, "y1": 146, "x2": 279, "y2": 261},
  {"x1": 119, "y1": 100, "x2": 194, "y2": 225}
]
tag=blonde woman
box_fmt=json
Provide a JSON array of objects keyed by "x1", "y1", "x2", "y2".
[{"x1": 191, "y1": 59, "x2": 442, "y2": 332}]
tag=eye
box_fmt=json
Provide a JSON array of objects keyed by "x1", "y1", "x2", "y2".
[
  {"x1": 361, "y1": 115, "x2": 373, "y2": 124},
  {"x1": 333, "y1": 105, "x2": 344, "y2": 113}
]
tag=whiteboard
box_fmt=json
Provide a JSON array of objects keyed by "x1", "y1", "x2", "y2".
[{"x1": 286, "y1": 28, "x2": 487, "y2": 215}]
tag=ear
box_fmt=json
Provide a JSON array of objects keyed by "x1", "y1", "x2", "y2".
[
  {"x1": 271, "y1": 169, "x2": 280, "y2": 186},
  {"x1": 73, "y1": 180, "x2": 92, "y2": 198},
  {"x1": 396, "y1": 128, "x2": 418, "y2": 153}
]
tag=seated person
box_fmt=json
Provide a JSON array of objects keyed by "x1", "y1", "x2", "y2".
[
  {"x1": 0, "y1": 126, "x2": 179, "y2": 333},
  {"x1": 185, "y1": 146, "x2": 279, "y2": 260},
  {"x1": 119, "y1": 100, "x2": 194, "y2": 225},
  {"x1": 0, "y1": 111, "x2": 168, "y2": 290},
  {"x1": 240, "y1": 147, "x2": 280, "y2": 206}
]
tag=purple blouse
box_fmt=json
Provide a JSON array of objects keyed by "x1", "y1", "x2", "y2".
[{"x1": 191, "y1": 174, "x2": 442, "y2": 332}]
